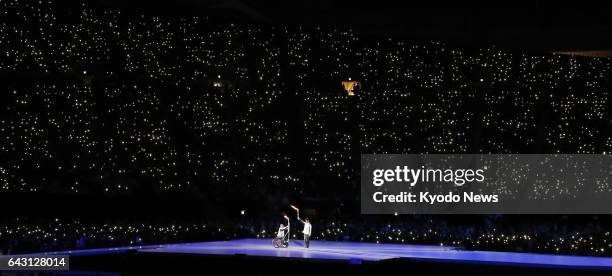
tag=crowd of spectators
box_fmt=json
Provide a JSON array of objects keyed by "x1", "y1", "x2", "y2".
[{"x1": 1, "y1": 0, "x2": 611, "y2": 256}]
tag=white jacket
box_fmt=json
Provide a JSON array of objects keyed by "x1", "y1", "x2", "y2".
[{"x1": 302, "y1": 222, "x2": 312, "y2": 235}]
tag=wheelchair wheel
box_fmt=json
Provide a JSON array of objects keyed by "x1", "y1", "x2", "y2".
[{"x1": 273, "y1": 237, "x2": 282, "y2": 248}]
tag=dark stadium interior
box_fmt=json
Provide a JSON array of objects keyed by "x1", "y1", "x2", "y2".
[
  {"x1": 1, "y1": 0, "x2": 612, "y2": 274},
  {"x1": 89, "y1": 0, "x2": 612, "y2": 52}
]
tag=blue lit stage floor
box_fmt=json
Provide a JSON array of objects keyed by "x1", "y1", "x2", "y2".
[
  {"x1": 139, "y1": 239, "x2": 455, "y2": 261},
  {"x1": 39, "y1": 238, "x2": 612, "y2": 270}
]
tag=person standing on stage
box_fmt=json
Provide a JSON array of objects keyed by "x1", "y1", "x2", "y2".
[{"x1": 298, "y1": 215, "x2": 312, "y2": 248}]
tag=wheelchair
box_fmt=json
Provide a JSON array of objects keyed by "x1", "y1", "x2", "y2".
[{"x1": 273, "y1": 229, "x2": 289, "y2": 248}]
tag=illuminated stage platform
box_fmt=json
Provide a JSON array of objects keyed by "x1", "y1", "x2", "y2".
[
  {"x1": 139, "y1": 238, "x2": 457, "y2": 262},
  {"x1": 38, "y1": 238, "x2": 612, "y2": 274},
  {"x1": 136, "y1": 238, "x2": 612, "y2": 269}
]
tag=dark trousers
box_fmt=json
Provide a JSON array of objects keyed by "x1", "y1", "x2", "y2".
[{"x1": 304, "y1": 234, "x2": 310, "y2": 248}]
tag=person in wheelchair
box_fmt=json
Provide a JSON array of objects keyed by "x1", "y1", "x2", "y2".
[{"x1": 273, "y1": 216, "x2": 290, "y2": 248}]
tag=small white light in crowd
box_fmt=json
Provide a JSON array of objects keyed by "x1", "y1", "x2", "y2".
[
  {"x1": 394, "y1": 212, "x2": 398, "y2": 216},
  {"x1": 240, "y1": 210, "x2": 245, "y2": 215}
]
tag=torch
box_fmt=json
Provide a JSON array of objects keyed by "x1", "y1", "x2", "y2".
[
  {"x1": 290, "y1": 204, "x2": 300, "y2": 220},
  {"x1": 283, "y1": 214, "x2": 290, "y2": 242}
]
